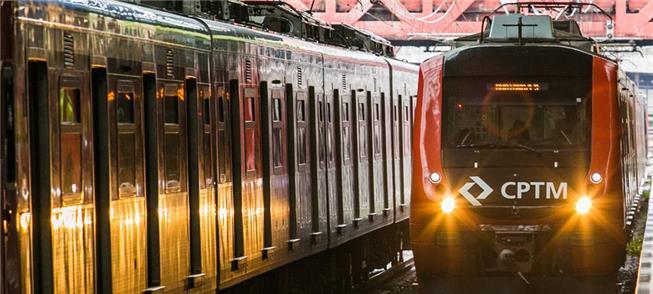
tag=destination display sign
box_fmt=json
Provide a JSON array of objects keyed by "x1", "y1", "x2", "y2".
[{"x1": 488, "y1": 82, "x2": 549, "y2": 92}]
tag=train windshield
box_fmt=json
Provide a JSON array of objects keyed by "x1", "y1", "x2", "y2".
[{"x1": 443, "y1": 77, "x2": 591, "y2": 150}]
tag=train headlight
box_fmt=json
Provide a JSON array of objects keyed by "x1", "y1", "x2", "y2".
[
  {"x1": 441, "y1": 196, "x2": 455, "y2": 214},
  {"x1": 429, "y1": 172, "x2": 442, "y2": 184},
  {"x1": 575, "y1": 196, "x2": 592, "y2": 215},
  {"x1": 590, "y1": 172, "x2": 602, "y2": 184}
]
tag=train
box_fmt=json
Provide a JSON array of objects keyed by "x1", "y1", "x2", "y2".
[
  {"x1": 411, "y1": 3, "x2": 648, "y2": 283},
  {"x1": 0, "y1": 0, "x2": 418, "y2": 293}
]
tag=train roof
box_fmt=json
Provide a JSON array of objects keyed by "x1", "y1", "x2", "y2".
[
  {"x1": 19, "y1": 0, "x2": 212, "y2": 50},
  {"x1": 17, "y1": 0, "x2": 415, "y2": 71}
]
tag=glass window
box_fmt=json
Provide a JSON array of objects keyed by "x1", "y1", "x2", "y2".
[
  {"x1": 61, "y1": 132, "x2": 82, "y2": 195},
  {"x1": 273, "y1": 128, "x2": 283, "y2": 168},
  {"x1": 443, "y1": 77, "x2": 591, "y2": 150},
  {"x1": 359, "y1": 125, "x2": 367, "y2": 159},
  {"x1": 343, "y1": 126, "x2": 351, "y2": 161},
  {"x1": 244, "y1": 97, "x2": 255, "y2": 122},
  {"x1": 297, "y1": 100, "x2": 305, "y2": 122},
  {"x1": 375, "y1": 103, "x2": 380, "y2": 121},
  {"x1": 359, "y1": 103, "x2": 365, "y2": 121},
  {"x1": 272, "y1": 98, "x2": 281, "y2": 122},
  {"x1": 245, "y1": 128, "x2": 256, "y2": 172},
  {"x1": 118, "y1": 133, "x2": 136, "y2": 196},
  {"x1": 59, "y1": 88, "x2": 80, "y2": 123},
  {"x1": 203, "y1": 97, "x2": 211, "y2": 126},
  {"x1": 117, "y1": 91, "x2": 134, "y2": 123},
  {"x1": 319, "y1": 101, "x2": 324, "y2": 122},
  {"x1": 298, "y1": 127, "x2": 307, "y2": 165},
  {"x1": 218, "y1": 129, "x2": 228, "y2": 180},
  {"x1": 343, "y1": 102, "x2": 349, "y2": 121},
  {"x1": 203, "y1": 133, "x2": 213, "y2": 187},
  {"x1": 164, "y1": 94, "x2": 179, "y2": 124},
  {"x1": 327, "y1": 103, "x2": 332, "y2": 123},
  {"x1": 374, "y1": 125, "x2": 381, "y2": 156},
  {"x1": 218, "y1": 96, "x2": 225, "y2": 122},
  {"x1": 164, "y1": 133, "x2": 181, "y2": 190}
]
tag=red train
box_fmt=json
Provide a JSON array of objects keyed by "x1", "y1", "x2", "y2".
[{"x1": 411, "y1": 5, "x2": 648, "y2": 282}]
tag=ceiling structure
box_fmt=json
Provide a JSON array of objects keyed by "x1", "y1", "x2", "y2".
[{"x1": 282, "y1": 0, "x2": 653, "y2": 42}]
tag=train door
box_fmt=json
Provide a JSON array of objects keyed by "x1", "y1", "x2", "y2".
[
  {"x1": 309, "y1": 85, "x2": 327, "y2": 243},
  {"x1": 368, "y1": 91, "x2": 384, "y2": 220},
  {"x1": 399, "y1": 94, "x2": 411, "y2": 213},
  {"x1": 288, "y1": 88, "x2": 311, "y2": 248},
  {"x1": 392, "y1": 94, "x2": 405, "y2": 221},
  {"x1": 380, "y1": 92, "x2": 393, "y2": 218},
  {"x1": 229, "y1": 59, "x2": 264, "y2": 271},
  {"x1": 216, "y1": 81, "x2": 235, "y2": 282},
  {"x1": 325, "y1": 91, "x2": 338, "y2": 240},
  {"x1": 186, "y1": 67, "x2": 217, "y2": 290},
  {"x1": 334, "y1": 89, "x2": 354, "y2": 234},
  {"x1": 353, "y1": 90, "x2": 369, "y2": 225},
  {"x1": 93, "y1": 50, "x2": 147, "y2": 293},
  {"x1": 29, "y1": 30, "x2": 95, "y2": 293},
  {"x1": 143, "y1": 46, "x2": 190, "y2": 292},
  {"x1": 261, "y1": 81, "x2": 288, "y2": 257}
]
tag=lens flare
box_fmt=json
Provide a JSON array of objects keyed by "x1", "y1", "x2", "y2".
[
  {"x1": 441, "y1": 196, "x2": 455, "y2": 214},
  {"x1": 575, "y1": 196, "x2": 592, "y2": 215}
]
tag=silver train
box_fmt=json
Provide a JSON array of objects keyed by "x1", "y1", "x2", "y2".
[{"x1": 0, "y1": 0, "x2": 418, "y2": 293}]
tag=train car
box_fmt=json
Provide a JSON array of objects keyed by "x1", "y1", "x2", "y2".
[
  {"x1": 411, "y1": 6, "x2": 648, "y2": 282},
  {"x1": 0, "y1": 0, "x2": 418, "y2": 293}
]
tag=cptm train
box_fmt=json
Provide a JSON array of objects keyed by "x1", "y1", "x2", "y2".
[
  {"x1": 411, "y1": 3, "x2": 648, "y2": 284},
  {"x1": 0, "y1": 0, "x2": 418, "y2": 293}
]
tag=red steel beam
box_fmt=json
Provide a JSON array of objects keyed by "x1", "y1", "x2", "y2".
[{"x1": 280, "y1": 0, "x2": 653, "y2": 40}]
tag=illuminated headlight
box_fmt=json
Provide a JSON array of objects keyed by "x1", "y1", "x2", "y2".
[
  {"x1": 590, "y1": 172, "x2": 602, "y2": 184},
  {"x1": 575, "y1": 196, "x2": 592, "y2": 215},
  {"x1": 440, "y1": 196, "x2": 455, "y2": 214},
  {"x1": 429, "y1": 172, "x2": 442, "y2": 184}
]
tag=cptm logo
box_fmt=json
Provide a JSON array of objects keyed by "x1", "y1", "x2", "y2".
[{"x1": 458, "y1": 176, "x2": 568, "y2": 206}]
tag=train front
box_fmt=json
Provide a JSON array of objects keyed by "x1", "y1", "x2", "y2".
[{"x1": 411, "y1": 16, "x2": 625, "y2": 279}]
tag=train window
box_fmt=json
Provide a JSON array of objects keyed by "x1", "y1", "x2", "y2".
[
  {"x1": 245, "y1": 128, "x2": 256, "y2": 172},
  {"x1": 404, "y1": 106, "x2": 409, "y2": 122},
  {"x1": 272, "y1": 98, "x2": 281, "y2": 122},
  {"x1": 61, "y1": 132, "x2": 82, "y2": 195},
  {"x1": 203, "y1": 133, "x2": 213, "y2": 187},
  {"x1": 375, "y1": 103, "x2": 380, "y2": 121},
  {"x1": 394, "y1": 105, "x2": 398, "y2": 121},
  {"x1": 164, "y1": 84, "x2": 179, "y2": 124},
  {"x1": 343, "y1": 126, "x2": 351, "y2": 161},
  {"x1": 273, "y1": 128, "x2": 283, "y2": 168},
  {"x1": 319, "y1": 101, "x2": 326, "y2": 163},
  {"x1": 118, "y1": 133, "x2": 137, "y2": 196},
  {"x1": 359, "y1": 124, "x2": 367, "y2": 159},
  {"x1": 164, "y1": 133, "x2": 181, "y2": 191},
  {"x1": 59, "y1": 85, "x2": 83, "y2": 196},
  {"x1": 245, "y1": 97, "x2": 255, "y2": 122},
  {"x1": 203, "y1": 96, "x2": 211, "y2": 126},
  {"x1": 117, "y1": 91, "x2": 134, "y2": 123},
  {"x1": 297, "y1": 100, "x2": 306, "y2": 122},
  {"x1": 327, "y1": 103, "x2": 332, "y2": 123},
  {"x1": 298, "y1": 127, "x2": 307, "y2": 165},
  {"x1": 218, "y1": 129, "x2": 228, "y2": 181},
  {"x1": 60, "y1": 88, "x2": 81, "y2": 123},
  {"x1": 217, "y1": 94, "x2": 225, "y2": 122},
  {"x1": 319, "y1": 101, "x2": 324, "y2": 122}
]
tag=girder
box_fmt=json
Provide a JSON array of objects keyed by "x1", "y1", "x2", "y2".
[{"x1": 288, "y1": 0, "x2": 653, "y2": 40}]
